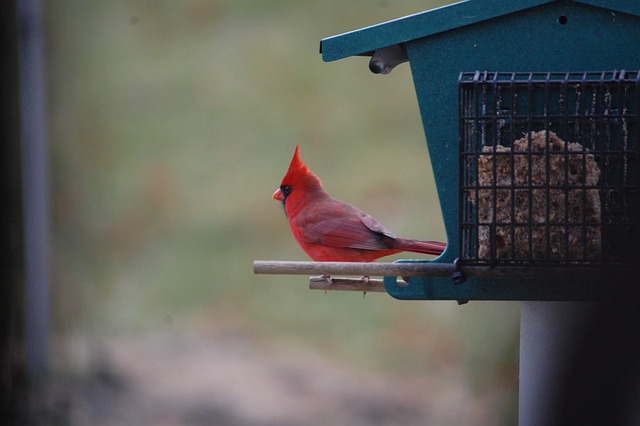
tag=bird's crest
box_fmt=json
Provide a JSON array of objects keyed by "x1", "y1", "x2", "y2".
[
  {"x1": 288, "y1": 144, "x2": 307, "y2": 174},
  {"x1": 281, "y1": 145, "x2": 320, "y2": 188}
]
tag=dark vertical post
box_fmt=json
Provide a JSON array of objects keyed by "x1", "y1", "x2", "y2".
[
  {"x1": 18, "y1": 0, "x2": 50, "y2": 378},
  {"x1": 1, "y1": 0, "x2": 27, "y2": 423}
]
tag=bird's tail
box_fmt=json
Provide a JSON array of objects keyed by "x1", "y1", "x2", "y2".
[{"x1": 393, "y1": 238, "x2": 446, "y2": 256}]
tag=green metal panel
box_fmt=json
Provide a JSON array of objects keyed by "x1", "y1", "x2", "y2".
[{"x1": 320, "y1": 0, "x2": 640, "y2": 301}]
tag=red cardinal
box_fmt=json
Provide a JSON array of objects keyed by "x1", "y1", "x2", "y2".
[{"x1": 273, "y1": 145, "x2": 446, "y2": 262}]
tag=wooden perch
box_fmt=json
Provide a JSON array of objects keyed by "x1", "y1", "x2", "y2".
[
  {"x1": 253, "y1": 260, "x2": 457, "y2": 293},
  {"x1": 253, "y1": 260, "x2": 456, "y2": 277}
]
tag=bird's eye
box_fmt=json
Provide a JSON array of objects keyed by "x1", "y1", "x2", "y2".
[{"x1": 280, "y1": 185, "x2": 292, "y2": 196}]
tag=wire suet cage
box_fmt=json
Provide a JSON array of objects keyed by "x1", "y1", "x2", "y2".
[{"x1": 459, "y1": 70, "x2": 639, "y2": 267}]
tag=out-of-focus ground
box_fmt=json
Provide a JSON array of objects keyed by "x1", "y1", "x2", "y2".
[{"x1": 34, "y1": 327, "x2": 512, "y2": 426}]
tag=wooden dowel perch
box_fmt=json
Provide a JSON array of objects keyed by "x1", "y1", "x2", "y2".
[
  {"x1": 253, "y1": 260, "x2": 456, "y2": 277},
  {"x1": 254, "y1": 260, "x2": 458, "y2": 293}
]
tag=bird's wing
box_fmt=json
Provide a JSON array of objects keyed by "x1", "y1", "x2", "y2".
[
  {"x1": 301, "y1": 208, "x2": 395, "y2": 250},
  {"x1": 359, "y1": 212, "x2": 396, "y2": 239}
]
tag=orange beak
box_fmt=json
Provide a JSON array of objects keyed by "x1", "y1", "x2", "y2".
[{"x1": 272, "y1": 188, "x2": 284, "y2": 201}]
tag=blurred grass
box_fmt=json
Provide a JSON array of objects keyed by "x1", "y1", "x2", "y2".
[{"x1": 46, "y1": 0, "x2": 519, "y2": 420}]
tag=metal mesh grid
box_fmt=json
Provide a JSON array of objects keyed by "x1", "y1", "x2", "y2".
[{"x1": 459, "y1": 70, "x2": 639, "y2": 266}]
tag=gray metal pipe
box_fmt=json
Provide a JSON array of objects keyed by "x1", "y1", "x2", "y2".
[{"x1": 519, "y1": 302, "x2": 594, "y2": 426}]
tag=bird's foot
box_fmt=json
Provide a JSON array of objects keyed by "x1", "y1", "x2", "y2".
[
  {"x1": 310, "y1": 274, "x2": 333, "y2": 285},
  {"x1": 360, "y1": 276, "x2": 370, "y2": 298},
  {"x1": 309, "y1": 275, "x2": 333, "y2": 295}
]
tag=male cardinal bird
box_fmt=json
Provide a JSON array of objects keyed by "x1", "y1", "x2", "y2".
[{"x1": 273, "y1": 145, "x2": 446, "y2": 262}]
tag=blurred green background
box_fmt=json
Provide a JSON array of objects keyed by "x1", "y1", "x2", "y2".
[{"x1": 44, "y1": 0, "x2": 520, "y2": 424}]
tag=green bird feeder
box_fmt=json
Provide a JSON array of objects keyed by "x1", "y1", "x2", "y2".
[{"x1": 318, "y1": 0, "x2": 639, "y2": 302}]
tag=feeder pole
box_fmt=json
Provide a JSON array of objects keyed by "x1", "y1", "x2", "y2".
[{"x1": 518, "y1": 301, "x2": 594, "y2": 426}]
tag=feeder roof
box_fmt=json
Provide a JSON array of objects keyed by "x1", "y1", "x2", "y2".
[{"x1": 320, "y1": 0, "x2": 640, "y2": 62}]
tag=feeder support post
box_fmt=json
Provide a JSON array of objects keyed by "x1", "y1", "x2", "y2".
[{"x1": 519, "y1": 301, "x2": 594, "y2": 426}]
